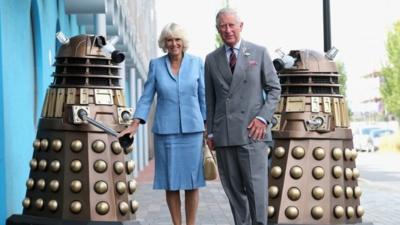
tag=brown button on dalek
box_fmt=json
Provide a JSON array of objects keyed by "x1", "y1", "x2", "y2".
[
  {"x1": 268, "y1": 49, "x2": 371, "y2": 225},
  {"x1": 7, "y1": 33, "x2": 140, "y2": 225}
]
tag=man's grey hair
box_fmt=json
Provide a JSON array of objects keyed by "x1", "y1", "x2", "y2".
[
  {"x1": 158, "y1": 23, "x2": 189, "y2": 53},
  {"x1": 215, "y1": 8, "x2": 242, "y2": 26}
]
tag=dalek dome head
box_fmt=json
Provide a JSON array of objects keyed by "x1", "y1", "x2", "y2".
[{"x1": 55, "y1": 32, "x2": 125, "y2": 64}]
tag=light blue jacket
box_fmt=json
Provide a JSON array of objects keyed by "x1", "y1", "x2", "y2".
[{"x1": 134, "y1": 53, "x2": 206, "y2": 134}]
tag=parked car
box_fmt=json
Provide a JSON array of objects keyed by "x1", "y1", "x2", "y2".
[
  {"x1": 367, "y1": 129, "x2": 395, "y2": 151},
  {"x1": 353, "y1": 127, "x2": 380, "y2": 152}
]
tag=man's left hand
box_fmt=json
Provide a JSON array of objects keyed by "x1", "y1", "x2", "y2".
[{"x1": 247, "y1": 118, "x2": 267, "y2": 140}]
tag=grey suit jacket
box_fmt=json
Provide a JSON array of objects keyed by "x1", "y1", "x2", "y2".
[{"x1": 205, "y1": 40, "x2": 281, "y2": 147}]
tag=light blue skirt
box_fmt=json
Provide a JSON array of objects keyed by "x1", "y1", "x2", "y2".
[{"x1": 153, "y1": 132, "x2": 205, "y2": 190}]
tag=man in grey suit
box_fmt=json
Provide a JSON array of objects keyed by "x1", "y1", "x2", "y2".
[{"x1": 205, "y1": 8, "x2": 281, "y2": 225}]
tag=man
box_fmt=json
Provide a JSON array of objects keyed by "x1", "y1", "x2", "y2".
[{"x1": 204, "y1": 8, "x2": 281, "y2": 225}]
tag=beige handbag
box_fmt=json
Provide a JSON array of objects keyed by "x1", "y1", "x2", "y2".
[{"x1": 203, "y1": 140, "x2": 218, "y2": 180}]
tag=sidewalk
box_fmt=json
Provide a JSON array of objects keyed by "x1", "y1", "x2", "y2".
[
  {"x1": 134, "y1": 152, "x2": 400, "y2": 225},
  {"x1": 135, "y1": 160, "x2": 234, "y2": 225}
]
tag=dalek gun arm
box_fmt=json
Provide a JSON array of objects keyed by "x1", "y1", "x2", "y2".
[{"x1": 75, "y1": 107, "x2": 134, "y2": 148}]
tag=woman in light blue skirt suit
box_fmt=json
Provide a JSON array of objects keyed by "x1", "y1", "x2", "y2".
[{"x1": 119, "y1": 23, "x2": 206, "y2": 225}]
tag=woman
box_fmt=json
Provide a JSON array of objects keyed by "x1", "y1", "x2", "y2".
[{"x1": 119, "y1": 23, "x2": 205, "y2": 225}]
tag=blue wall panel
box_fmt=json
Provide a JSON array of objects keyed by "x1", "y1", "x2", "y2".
[
  {"x1": 0, "y1": 0, "x2": 82, "y2": 223},
  {"x1": 0, "y1": 0, "x2": 7, "y2": 221}
]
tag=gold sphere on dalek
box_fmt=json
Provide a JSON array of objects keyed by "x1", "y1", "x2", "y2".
[
  {"x1": 7, "y1": 33, "x2": 140, "y2": 225},
  {"x1": 267, "y1": 48, "x2": 371, "y2": 225}
]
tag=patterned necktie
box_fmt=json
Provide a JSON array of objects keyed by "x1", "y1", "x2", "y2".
[{"x1": 229, "y1": 48, "x2": 237, "y2": 73}]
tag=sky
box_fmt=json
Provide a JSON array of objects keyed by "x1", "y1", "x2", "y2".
[{"x1": 155, "y1": 0, "x2": 400, "y2": 113}]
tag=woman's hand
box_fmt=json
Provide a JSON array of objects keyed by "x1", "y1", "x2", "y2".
[{"x1": 118, "y1": 119, "x2": 141, "y2": 138}]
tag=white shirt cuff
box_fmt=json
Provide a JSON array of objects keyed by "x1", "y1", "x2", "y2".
[{"x1": 256, "y1": 116, "x2": 267, "y2": 124}]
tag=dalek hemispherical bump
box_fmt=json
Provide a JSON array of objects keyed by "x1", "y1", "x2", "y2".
[
  {"x1": 50, "y1": 160, "x2": 61, "y2": 172},
  {"x1": 267, "y1": 206, "x2": 275, "y2": 218},
  {"x1": 353, "y1": 168, "x2": 360, "y2": 179},
  {"x1": 312, "y1": 166, "x2": 325, "y2": 180},
  {"x1": 130, "y1": 200, "x2": 139, "y2": 213},
  {"x1": 33, "y1": 139, "x2": 41, "y2": 150},
  {"x1": 291, "y1": 146, "x2": 305, "y2": 159},
  {"x1": 70, "y1": 201, "x2": 82, "y2": 214},
  {"x1": 35, "y1": 198, "x2": 44, "y2": 210},
  {"x1": 92, "y1": 140, "x2": 106, "y2": 153},
  {"x1": 40, "y1": 139, "x2": 49, "y2": 151},
  {"x1": 114, "y1": 161, "x2": 124, "y2": 174},
  {"x1": 271, "y1": 166, "x2": 283, "y2": 178},
  {"x1": 119, "y1": 201, "x2": 129, "y2": 215},
  {"x1": 48, "y1": 200, "x2": 58, "y2": 212},
  {"x1": 70, "y1": 140, "x2": 83, "y2": 152},
  {"x1": 126, "y1": 160, "x2": 135, "y2": 174},
  {"x1": 313, "y1": 147, "x2": 325, "y2": 160},
  {"x1": 26, "y1": 178, "x2": 34, "y2": 190},
  {"x1": 49, "y1": 180, "x2": 60, "y2": 192},
  {"x1": 116, "y1": 181, "x2": 127, "y2": 195},
  {"x1": 354, "y1": 186, "x2": 362, "y2": 198},
  {"x1": 51, "y1": 139, "x2": 62, "y2": 152},
  {"x1": 312, "y1": 186, "x2": 325, "y2": 200},
  {"x1": 30, "y1": 159, "x2": 38, "y2": 170},
  {"x1": 94, "y1": 160, "x2": 107, "y2": 173},
  {"x1": 111, "y1": 141, "x2": 123, "y2": 154},
  {"x1": 345, "y1": 186, "x2": 353, "y2": 199},
  {"x1": 356, "y1": 205, "x2": 365, "y2": 217},
  {"x1": 332, "y1": 166, "x2": 343, "y2": 178},
  {"x1": 124, "y1": 145, "x2": 134, "y2": 154},
  {"x1": 290, "y1": 166, "x2": 303, "y2": 179},
  {"x1": 22, "y1": 197, "x2": 31, "y2": 209},
  {"x1": 70, "y1": 159, "x2": 82, "y2": 172},
  {"x1": 311, "y1": 206, "x2": 324, "y2": 220},
  {"x1": 94, "y1": 180, "x2": 108, "y2": 194},
  {"x1": 331, "y1": 147, "x2": 342, "y2": 160},
  {"x1": 128, "y1": 180, "x2": 137, "y2": 194},
  {"x1": 37, "y1": 178, "x2": 46, "y2": 191},
  {"x1": 332, "y1": 185, "x2": 343, "y2": 198},
  {"x1": 346, "y1": 206, "x2": 355, "y2": 218},
  {"x1": 287, "y1": 187, "x2": 301, "y2": 201},
  {"x1": 285, "y1": 206, "x2": 299, "y2": 220},
  {"x1": 274, "y1": 146, "x2": 285, "y2": 158},
  {"x1": 38, "y1": 159, "x2": 47, "y2": 171},
  {"x1": 333, "y1": 205, "x2": 345, "y2": 218},
  {"x1": 344, "y1": 148, "x2": 352, "y2": 161},
  {"x1": 345, "y1": 168, "x2": 353, "y2": 180},
  {"x1": 70, "y1": 180, "x2": 82, "y2": 193},
  {"x1": 351, "y1": 148, "x2": 358, "y2": 160},
  {"x1": 96, "y1": 201, "x2": 110, "y2": 215},
  {"x1": 268, "y1": 186, "x2": 279, "y2": 199}
]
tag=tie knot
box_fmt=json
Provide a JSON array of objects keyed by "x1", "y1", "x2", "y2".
[{"x1": 230, "y1": 48, "x2": 235, "y2": 54}]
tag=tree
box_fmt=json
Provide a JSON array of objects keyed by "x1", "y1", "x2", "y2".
[
  {"x1": 380, "y1": 21, "x2": 400, "y2": 118},
  {"x1": 336, "y1": 61, "x2": 347, "y2": 97}
]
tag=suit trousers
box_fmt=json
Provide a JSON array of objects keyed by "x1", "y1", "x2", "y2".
[{"x1": 216, "y1": 141, "x2": 269, "y2": 225}]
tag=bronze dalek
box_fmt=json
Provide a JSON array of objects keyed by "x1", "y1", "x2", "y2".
[
  {"x1": 7, "y1": 33, "x2": 140, "y2": 225},
  {"x1": 267, "y1": 49, "x2": 371, "y2": 225}
]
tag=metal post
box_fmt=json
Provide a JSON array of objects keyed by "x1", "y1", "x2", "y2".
[{"x1": 323, "y1": 0, "x2": 331, "y2": 52}]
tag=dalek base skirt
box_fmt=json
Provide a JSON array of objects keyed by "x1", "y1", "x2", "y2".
[
  {"x1": 6, "y1": 34, "x2": 141, "y2": 224},
  {"x1": 7, "y1": 215, "x2": 141, "y2": 225},
  {"x1": 268, "y1": 50, "x2": 372, "y2": 225}
]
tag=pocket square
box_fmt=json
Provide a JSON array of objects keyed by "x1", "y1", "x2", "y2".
[{"x1": 248, "y1": 60, "x2": 257, "y2": 66}]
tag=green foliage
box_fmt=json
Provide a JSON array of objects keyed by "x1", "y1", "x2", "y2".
[
  {"x1": 215, "y1": 33, "x2": 223, "y2": 48},
  {"x1": 380, "y1": 21, "x2": 400, "y2": 118},
  {"x1": 336, "y1": 61, "x2": 347, "y2": 97}
]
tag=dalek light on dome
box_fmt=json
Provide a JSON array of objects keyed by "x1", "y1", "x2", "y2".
[
  {"x1": 7, "y1": 32, "x2": 140, "y2": 225},
  {"x1": 266, "y1": 1, "x2": 373, "y2": 225}
]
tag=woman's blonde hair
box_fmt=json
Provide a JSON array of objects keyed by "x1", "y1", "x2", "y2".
[{"x1": 158, "y1": 23, "x2": 189, "y2": 53}]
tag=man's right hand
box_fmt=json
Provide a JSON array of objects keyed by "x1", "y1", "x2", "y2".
[{"x1": 206, "y1": 138, "x2": 215, "y2": 150}]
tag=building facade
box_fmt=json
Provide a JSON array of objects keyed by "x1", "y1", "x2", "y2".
[{"x1": 0, "y1": 0, "x2": 156, "y2": 222}]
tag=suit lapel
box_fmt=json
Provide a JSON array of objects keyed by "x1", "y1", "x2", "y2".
[
  {"x1": 214, "y1": 47, "x2": 231, "y2": 89},
  {"x1": 164, "y1": 55, "x2": 177, "y2": 81},
  {"x1": 229, "y1": 41, "x2": 248, "y2": 94}
]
